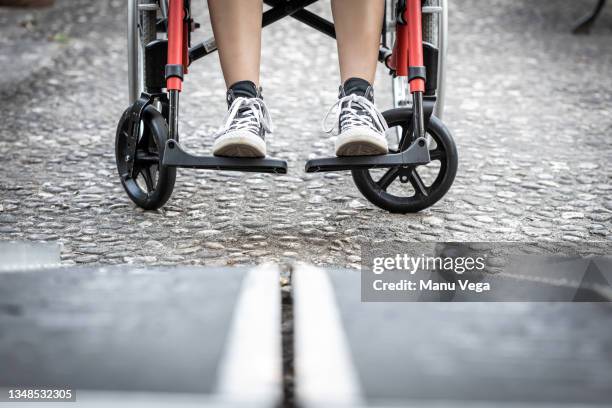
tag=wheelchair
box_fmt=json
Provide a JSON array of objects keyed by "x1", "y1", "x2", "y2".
[{"x1": 116, "y1": 0, "x2": 457, "y2": 213}]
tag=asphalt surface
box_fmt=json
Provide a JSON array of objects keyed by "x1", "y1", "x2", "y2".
[{"x1": 0, "y1": 0, "x2": 611, "y2": 266}]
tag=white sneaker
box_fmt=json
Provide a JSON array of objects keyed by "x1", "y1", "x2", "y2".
[
  {"x1": 212, "y1": 97, "x2": 272, "y2": 158},
  {"x1": 323, "y1": 89, "x2": 389, "y2": 157}
]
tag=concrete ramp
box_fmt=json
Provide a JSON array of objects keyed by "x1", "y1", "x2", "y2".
[
  {"x1": 293, "y1": 264, "x2": 612, "y2": 408},
  {"x1": 0, "y1": 265, "x2": 281, "y2": 407}
]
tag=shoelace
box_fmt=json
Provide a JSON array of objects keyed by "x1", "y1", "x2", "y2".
[
  {"x1": 216, "y1": 97, "x2": 273, "y2": 137},
  {"x1": 322, "y1": 94, "x2": 388, "y2": 135}
]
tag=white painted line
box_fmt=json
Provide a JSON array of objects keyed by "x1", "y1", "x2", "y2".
[
  {"x1": 0, "y1": 242, "x2": 62, "y2": 273},
  {"x1": 214, "y1": 263, "x2": 282, "y2": 407},
  {"x1": 293, "y1": 263, "x2": 365, "y2": 408},
  {"x1": 0, "y1": 262, "x2": 64, "y2": 273}
]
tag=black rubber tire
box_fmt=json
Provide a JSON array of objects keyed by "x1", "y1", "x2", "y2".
[
  {"x1": 351, "y1": 108, "x2": 458, "y2": 213},
  {"x1": 115, "y1": 105, "x2": 176, "y2": 210}
]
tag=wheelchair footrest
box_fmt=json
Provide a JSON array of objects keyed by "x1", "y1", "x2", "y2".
[
  {"x1": 305, "y1": 137, "x2": 431, "y2": 173},
  {"x1": 162, "y1": 140, "x2": 288, "y2": 174}
]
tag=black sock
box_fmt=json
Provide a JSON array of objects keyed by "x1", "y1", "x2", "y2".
[
  {"x1": 227, "y1": 80, "x2": 259, "y2": 107},
  {"x1": 343, "y1": 77, "x2": 370, "y2": 96},
  {"x1": 342, "y1": 77, "x2": 374, "y2": 101}
]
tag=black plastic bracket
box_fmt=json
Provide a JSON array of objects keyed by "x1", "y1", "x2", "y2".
[
  {"x1": 423, "y1": 42, "x2": 439, "y2": 95},
  {"x1": 165, "y1": 64, "x2": 184, "y2": 81},
  {"x1": 409, "y1": 66, "x2": 427, "y2": 82},
  {"x1": 162, "y1": 140, "x2": 288, "y2": 174},
  {"x1": 305, "y1": 137, "x2": 431, "y2": 173},
  {"x1": 145, "y1": 39, "x2": 168, "y2": 92}
]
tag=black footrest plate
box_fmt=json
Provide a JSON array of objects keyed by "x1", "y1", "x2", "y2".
[
  {"x1": 162, "y1": 140, "x2": 287, "y2": 174},
  {"x1": 305, "y1": 137, "x2": 431, "y2": 173}
]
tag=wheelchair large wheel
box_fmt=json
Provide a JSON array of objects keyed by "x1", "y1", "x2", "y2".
[
  {"x1": 128, "y1": 0, "x2": 161, "y2": 103},
  {"x1": 115, "y1": 105, "x2": 176, "y2": 210},
  {"x1": 351, "y1": 108, "x2": 457, "y2": 213}
]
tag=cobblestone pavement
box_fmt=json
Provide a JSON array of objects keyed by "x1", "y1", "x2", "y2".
[{"x1": 0, "y1": 0, "x2": 611, "y2": 267}]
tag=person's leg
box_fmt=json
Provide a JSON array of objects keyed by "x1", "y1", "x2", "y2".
[
  {"x1": 208, "y1": 0, "x2": 270, "y2": 158},
  {"x1": 207, "y1": 0, "x2": 262, "y2": 87},
  {"x1": 327, "y1": 0, "x2": 388, "y2": 156},
  {"x1": 331, "y1": 0, "x2": 384, "y2": 84}
]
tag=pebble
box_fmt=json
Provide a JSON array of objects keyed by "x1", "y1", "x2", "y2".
[
  {"x1": 474, "y1": 215, "x2": 495, "y2": 224},
  {"x1": 196, "y1": 229, "x2": 222, "y2": 237},
  {"x1": 204, "y1": 242, "x2": 225, "y2": 250},
  {"x1": 348, "y1": 200, "x2": 367, "y2": 209},
  {"x1": 497, "y1": 191, "x2": 517, "y2": 199},
  {"x1": 561, "y1": 212, "x2": 584, "y2": 220},
  {"x1": 0, "y1": 214, "x2": 18, "y2": 224},
  {"x1": 422, "y1": 216, "x2": 444, "y2": 226},
  {"x1": 75, "y1": 255, "x2": 99, "y2": 263}
]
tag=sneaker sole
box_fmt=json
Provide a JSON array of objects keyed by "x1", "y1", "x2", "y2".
[
  {"x1": 335, "y1": 128, "x2": 389, "y2": 157},
  {"x1": 213, "y1": 132, "x2": 267, "y2": 158}
]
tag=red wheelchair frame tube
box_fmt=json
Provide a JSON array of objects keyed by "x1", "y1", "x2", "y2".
[
  {"x1": 167, "y1": 0, "x2": 185, "y2": 91},
  {"x1": 406, "y1": 0, "x2": 425, "y2": 93},
  {"x1": 395, "y1": 0, "x2": 425, "y2": 94},
  {"x1": 395, "y1": 20, "x2": 408, "y2": 77},
  {"x1": 395, "y1": 0, "x2": 428, "y2": 143}
]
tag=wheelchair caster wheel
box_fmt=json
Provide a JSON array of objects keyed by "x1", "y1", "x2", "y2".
[
  {"x1": 351, "y1": 108, "x2": 458, "y2": 213},
  {"x1": 115, "y1": 105, "x2": 176, "y2": 210}
]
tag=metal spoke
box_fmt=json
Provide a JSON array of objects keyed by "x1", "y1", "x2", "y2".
[
  {"x1": 409, "y1": 168, "x2": 429, "y2": 197},
  {"x1": 377, "y1": 168, "x2": 400, "y2": 191}
]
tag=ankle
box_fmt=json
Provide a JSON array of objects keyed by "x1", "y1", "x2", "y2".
[
  {"x1": 227, "y1": 81, "x2": 262, "y2": 107},
  {"x1": 341, "y1": 77, "x2": 375, "y2": 102}
]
